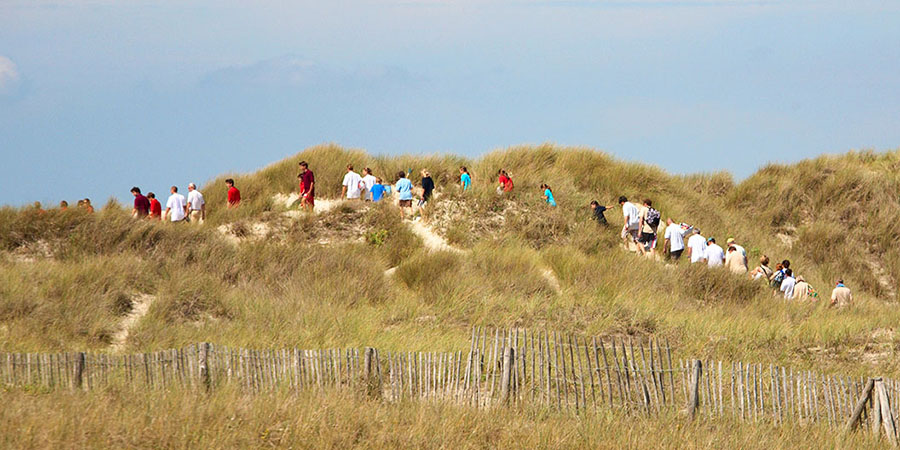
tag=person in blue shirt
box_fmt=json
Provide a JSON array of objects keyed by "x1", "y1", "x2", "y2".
[
  {"x1": 370, "y1": 177, "x2": 387, "y2": 202},
  {"x1": 541, "y1": 183, "x2": 557, "y2": 207},
  {"x1": 395, "y1": 171, "x2": 414, "y2": 219},
  {"x1": 459, "y1": 166, "x2": 471, "y2": 191}
]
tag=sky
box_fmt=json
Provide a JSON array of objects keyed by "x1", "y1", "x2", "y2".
[{"x1": 1, "y1": 0, "x2": 899, "y2": 206}]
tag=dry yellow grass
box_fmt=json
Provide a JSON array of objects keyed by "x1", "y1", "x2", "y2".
[
  {"x1": 2, "y1": 144, "x2": 900, "y2": 447},
  {"x1": 0, "y1": 387, "x2": 889, "y2": 449}
]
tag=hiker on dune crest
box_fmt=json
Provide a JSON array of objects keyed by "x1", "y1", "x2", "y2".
[
  {"x1": 541, "y1": 184, "x2": 556, "y2": 207},
  {"x1": 497, "y1": 169, "x2": 514, "y2": 194},
  {"x1": 226, "y1": 178, "x2": 241, "y2": 208},
  {"x1": 418, "y1": 169, "x2": 435, "y2": 221},
  {"x1": 619, "y1": 196, "x2": 640, "y2": 246},
  {"x1": 360, "y1": 168, "x2": 377, "y2": 202},
  {"x1": 342, "y1": 164, "x2": 362, "y2": 201},
  {"x1": 148, "y1": 192, "x2": 162, "y2": 220},
  {"x1": 164, "y1": 186, "x2": 186, "y2": 223},
  {"x1": 395, "y1": 171, "x2": 414, "y2": 219},
  {"x1": 186, "y1": 183, "x2": 206, "y2": 224},
  {"x1": 590, "y1": 200, "x2": 611, "y2": 226},
  {"x1": 298, "y1": 161, "x2": 315, "y2": 211},
  {"x1": 459, "y1": 166, "x2": 471, "y2": 191},
  {"x1": 131, "y1": 187, "x2": 150, "y2": 218},
  {"x1": 371, "y1": 177, "x2": 387, "y2": 203},
  {"x1": 637, "y1": 198, "x2": 660, "y2": 256}
]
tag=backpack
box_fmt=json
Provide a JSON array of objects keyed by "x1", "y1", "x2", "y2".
[
  {"x1": 646, "y1": 208, "x2": 661, "y2": 228},
  {"x1": 771, "y1": 270, "x2": 785, "y2": 289}
]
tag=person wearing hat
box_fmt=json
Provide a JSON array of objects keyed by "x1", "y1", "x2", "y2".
[
  {"x1": 704, "y1": 237, "x2": 725, "y2": 268},
  {"x1": 686, "y1": 228, "x2": 708, "y2": 264},
  {"x1": 793, "y1": 276, "x2": 810, "y2": 301}
]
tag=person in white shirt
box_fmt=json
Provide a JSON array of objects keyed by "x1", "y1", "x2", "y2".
[
  {"x1": 686, "y1": 228, "x2": 707, "y2": 264},
  {"x1": 186, "y1": 182, "x2": 206, "y2": 224},
  {"x1": 663, "y1": 218, "x2": 685, "y2": 261},
  {"x1": 359, "y1": 168, "x2": 377, "y2": 201},
  {"x1": 164, "y1": 185, "x2": 187, "y2": 222},
  {"x1": 618, "y1": 196, "x2": 640, "y2": 244},
  {"x1": 704, "y1": 237, "x2": 725, "y2": 268},
  {"x1": 780, "y1": 269, "x2": 796, "y2": 299},
  {"x1": 342, "y1": 164, "x2": 363, "y2": 200}
]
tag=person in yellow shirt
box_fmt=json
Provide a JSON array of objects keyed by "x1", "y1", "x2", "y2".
[{"x1": 830, "y1": 279, "x2": 852, "y2": 307}]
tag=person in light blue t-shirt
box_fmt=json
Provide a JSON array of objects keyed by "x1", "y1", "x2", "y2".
[
  {"x1": 459, "y1": 166, "x2": 471, "y2": 191},
  {"x1": 395, "y1": 171, "x2": 414, "y2": 219},
  {"x1": 370, "y1": 177, "x2": 387, "y2": 202},
  {"x1": 541, "y1": 183, "x2": 557, "y2": 207}
]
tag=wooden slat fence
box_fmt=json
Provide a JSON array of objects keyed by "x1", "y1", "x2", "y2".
[{"x1": 0, "y1": 328, "x2": 897, "y2": 439}]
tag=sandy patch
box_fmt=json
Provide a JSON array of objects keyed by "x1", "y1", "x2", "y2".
[
  {"x1": 271, "y1": 193, "x2": 340, "y2": 215},
  {"x1": 409, "y1": 219, "x2": 462, "y2": 253},
  {"x1": 110, "y1": 293, "x2": 155, "y2": 353}
]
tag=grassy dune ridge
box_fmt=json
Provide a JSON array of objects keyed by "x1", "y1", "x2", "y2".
[{"x1": 1, "y1": 144, "x2": 899, "y2": 447}]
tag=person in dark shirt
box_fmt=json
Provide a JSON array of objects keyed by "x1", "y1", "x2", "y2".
[
  {"x1": 298, "y1": 161, "x2": 315, "y2": 211},
  {"x1": 590, "y1": 200, "x2": 611, "y2": 226},
  {"x1": 420, "y1": 170, "x2": 435, "y2": 203},
  {"x1": 418, "y1": 169, "x2": 435, "y2": 221},
  {"x1": 131, "y1": 187, "x2": 151, "y2": 218}
]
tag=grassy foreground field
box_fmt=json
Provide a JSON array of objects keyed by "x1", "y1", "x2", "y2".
[
  {"x1": 2, "y1": 144, "x2": 900, "y2": 447},
  {"x1": 0, "y1": 388, "x2": 889, "y2": 449}
]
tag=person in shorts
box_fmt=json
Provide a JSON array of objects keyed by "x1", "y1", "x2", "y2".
[
  {"x1": 619, "y1": 196, "x2": 640, "y2": 245},
  {"x1": 663, "y1": 218, "x2": 684, "y2": 261},
  {"x1": 637, "y1": 199, "x2": 658, "y2": 255},
  {"x1": 395, "y1": 171, "x2": 414, "y2": 219}
]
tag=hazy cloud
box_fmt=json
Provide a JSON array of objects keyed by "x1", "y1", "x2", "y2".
[{"x1": 0, "y1": 56, "x2": 21, "y2": 96}]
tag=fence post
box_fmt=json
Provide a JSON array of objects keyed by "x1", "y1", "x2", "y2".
[
  {"x1": 500, "y1": 346, "x2": 514, "y2": 405},
  {"x1": 199, "y1": 343, "x2": 210, "y2": 391},
  {"x1": 876, "y1": 379, "x2": 898, "y2": 445},
  {"x1": 844, "y1": 378, "x2": 876, "y2": 434},
  {"x1": 688, "y1": 360, "x2": 702, "y2": 419},
  {"x1": 73, "y1": 352, "x2": 85, "y2": 390},
  {"x1": 363, "y1": 347, "x2": 381, "y2": 398}
]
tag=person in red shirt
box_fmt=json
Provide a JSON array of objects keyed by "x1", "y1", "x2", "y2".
[
  {"x1": 131, "y1": 187, "x2": 151, "y2": 218},
  {"x1": 298, "y1": 161, "x2": 315, "y2": 211},
  {"x1": 225, "y1": 178, "x2": 241, "y2": 208},
  {"x1": 147, "y1": 192, "x2": 162, "y2": 220},
  {"x1": 497, "y1": 169, "x2": 514, "y2": 193}
]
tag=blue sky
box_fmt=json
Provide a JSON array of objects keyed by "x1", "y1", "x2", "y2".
[{"x1": 1, "y1": 0, "x2": 899, "y2": 206}]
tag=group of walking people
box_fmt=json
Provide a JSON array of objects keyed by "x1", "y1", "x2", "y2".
[
  {"x1": 128, "y1": 179, "x2": 241, "y2": 223},
  {"x1": 35, "y1": 198, "x2": 95, "y2": 214},
  {"x1": 86, "y1": 158, "x2": 853, "y2": 308},
  {"x1": 611, "y1": 195, "x2": 852, "y2": 307},
  {"x1": 320, "y1": 163, "x2": 436, "y2": 220},
  {"x1": 299, "y1": 162, "x2": 549, "y2": 219}
]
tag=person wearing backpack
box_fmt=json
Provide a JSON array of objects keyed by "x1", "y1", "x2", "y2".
[
  {"x1": 770, "y1": 260, "x2": 790, "y2": 296},
  {"x1": 638, "y1": 198, "x2": 660, "y2": 255}
]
